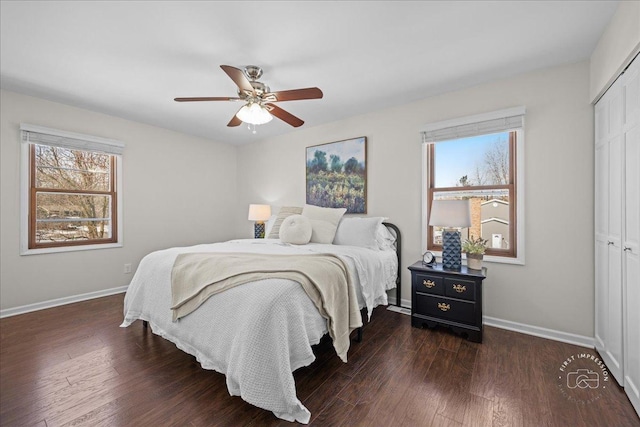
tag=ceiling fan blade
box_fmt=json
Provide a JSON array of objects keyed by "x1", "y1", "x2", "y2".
[
  {"x1": 227, "y1": 106, "x2": 243, "y2": 127},
  {"x1": 174, "y1": 97, "x2": 242, "y2": 102},
  {"x1": 265, "y1": 103, "x2": 304, "y2": 127},
  {"x1": 220, "y1": 65, "x2": 255, "y2": 95},
  {"x1": 264, "y1": 87, "x2": 323, "y2": 102},
  {"x1": 227, "y1": 116, "x2": 242, "y2": 127}
]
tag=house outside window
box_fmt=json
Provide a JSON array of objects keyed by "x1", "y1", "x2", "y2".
[
  {"x1": 20, "y1": 124, "x2": 124, "y2": 255},
  {"x1": 421, "y1": 107, "x2": 525, "y2": 265}
]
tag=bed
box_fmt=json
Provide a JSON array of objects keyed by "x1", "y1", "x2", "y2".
[{"x1": 120, "y1": 217, "x2": 400, "y2": 423}]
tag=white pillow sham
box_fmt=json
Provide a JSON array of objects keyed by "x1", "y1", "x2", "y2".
[
  {"x1": 333, "y1": 216, "x2": 385, "y2": 250},
  {"x1": 264, "y1": 214, "x2": 277, "y2": 237},
  {"x1": 301, "y1": 204, "x2": 347, "y2": 244}
]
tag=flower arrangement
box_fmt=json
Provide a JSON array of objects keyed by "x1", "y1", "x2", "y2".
[{"x1": 462, "y1": 236, "x2": 488, "y2": 255}]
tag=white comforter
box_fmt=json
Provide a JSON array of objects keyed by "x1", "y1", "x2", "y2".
[{"x1": 120, "y1": 239, "x2": 397, "y2": 423}]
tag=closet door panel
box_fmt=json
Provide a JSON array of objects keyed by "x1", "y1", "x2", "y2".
[
  {"x1": 610, "y1": 81, "x2": 624, "y2": 135},
  {"x1": 609, "y1": 135, "x2": 622, "y2": 244},
  {"x1": 606, "y1": 241, "x2": 624, "y2": 383},
  {"x1": 594, "y1": 236, "x2": 609, "y2": 352},
  {"x1": 623, "y1": 58, "x2": 640, "y2": 415},
  {"x1": 595, "y1": 133, "x2": 609, "y2": 239},
  {"x1": 626, "y1": 60, "x2": 640, "y2": 128},
  {"x1": 594, "y1": 98, "x2": 610, "y2": 355},
  {"x1": 595, "y1": 81, "x2": 625, "y2": 385},
  {"x1": 609, "y1": 83, "x2": 624, "y2": 385},
  {"x1": 624, "y1": 62, "x2": 640, "y2": 254}
]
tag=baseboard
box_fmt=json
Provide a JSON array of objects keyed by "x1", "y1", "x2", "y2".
[
  {"x1": 387, "y1": 296, "x2": 411, "y2": 309},
  {"x1": 483, "y1": 316, "x2": 595, "y2": 348},
  {"x1": 387, "y1": 305, "x2": 411, "y2": 316},
  {"x1": 386, "y1": 296, "x2": 594, "y2": 349},
  {"x1": 0, "y1": 286, "x2": 128, "y2": 319}
]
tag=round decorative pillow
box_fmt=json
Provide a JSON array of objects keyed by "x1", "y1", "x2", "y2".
[{"x1": 279, "y1": 214, "x2": 312, "y2": 245}]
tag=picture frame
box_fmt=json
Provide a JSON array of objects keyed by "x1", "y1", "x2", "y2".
[{"x1": 306, "y1": 136, "x2": 367, "y2": 213}]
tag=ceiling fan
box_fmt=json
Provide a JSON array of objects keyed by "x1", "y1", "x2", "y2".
[{"x1": 174, "y1": 65, "x2": 323, "y2": 129}]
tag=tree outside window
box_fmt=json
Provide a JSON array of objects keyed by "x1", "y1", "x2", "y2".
[{"x1": 30, "y1": 144, "x2": 117, "y2": 248}]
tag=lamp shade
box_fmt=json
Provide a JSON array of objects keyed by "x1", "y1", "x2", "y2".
[
  {"x1": 248, "y1": 204, "x2": 271, "y2": 222},
  {"x1": 236, "y1": 103, "x2": 273, "y2": 125},
  {"x1": 428, "y1": 199, "x2": 471, "y2": 228}
]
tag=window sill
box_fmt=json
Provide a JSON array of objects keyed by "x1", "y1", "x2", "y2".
[
  {"x1": 483, "y1": 254, "x2": 525, "y2": 266},
  {"x1": 430, "y1": 251, "x2": 525, "y2": 266},
  {"x1": 20, "y1": 242, "x2": 123, "y2": 256}
]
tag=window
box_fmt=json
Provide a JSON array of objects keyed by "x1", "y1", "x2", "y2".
[
  {"x1": 421, "y1": 107, "x2": 525, "y2": 264},
  {"x1": 20, "y1": 124, "x2": 124, "y2": 254}
]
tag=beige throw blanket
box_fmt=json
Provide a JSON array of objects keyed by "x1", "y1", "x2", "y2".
[{"x1": 170, "y1": 252, "x2": 363, "y2": 362}]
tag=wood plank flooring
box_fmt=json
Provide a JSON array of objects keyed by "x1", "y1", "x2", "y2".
[{"x1": 1, "y1": 294, "x2": 638, "y2": 426}]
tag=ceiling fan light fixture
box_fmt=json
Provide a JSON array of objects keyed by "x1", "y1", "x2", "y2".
[
  {"x1": 175, "y1": 65, "x2": 322, "y2": 128},
  {"x1": 236, "y1": 103, "x2": 273, "y2": 125}
]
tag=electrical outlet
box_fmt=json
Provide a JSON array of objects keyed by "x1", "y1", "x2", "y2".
[{"x1": 124, "y1": 263, "x2": 132, "y2": 274}]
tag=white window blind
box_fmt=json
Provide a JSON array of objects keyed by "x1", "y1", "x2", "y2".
[
  {"x1": 421, "y1": 106, "x2": 525, "y2": 143},
  {"x1": 20, "y1": 123, "x2": 124, "y2": 155}
]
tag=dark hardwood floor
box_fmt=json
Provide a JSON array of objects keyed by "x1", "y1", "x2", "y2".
[{"x1": 1, "y1": 294, "x2": 638, "y2": 427}]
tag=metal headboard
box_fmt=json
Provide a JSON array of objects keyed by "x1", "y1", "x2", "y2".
[{"x1": 382, "y1": 222, "x2": 401, "y2": 307}]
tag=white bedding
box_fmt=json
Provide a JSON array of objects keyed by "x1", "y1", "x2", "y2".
[{"x1": 120, "y1": 238, "x2": 397, "y2": 424}]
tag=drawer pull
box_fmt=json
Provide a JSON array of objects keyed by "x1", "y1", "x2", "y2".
[
  {"x1": 452, "y1": 284, "x2": 466, "y2": 293},
  {"x1": 438, "y1": 302, "x2": 451, "y2": 312},
  {"x1": 423, "y1": 279, "x2": 436, "y2": 289}
]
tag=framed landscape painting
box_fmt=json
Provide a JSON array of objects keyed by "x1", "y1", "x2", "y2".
[{"x1": 306, "y1": 136, "x2": 367, "y2": 213}]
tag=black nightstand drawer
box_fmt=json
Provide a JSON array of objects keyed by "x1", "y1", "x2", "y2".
[
  {"x1": 444, "y1": 277, "x2": 476, "y2": 301},
  {"x1": 413, "y1": 273, "x2": 444, "y2": 295},
  {"x1": 414, "y1": 294, "x2": 475, "y2": 325}
]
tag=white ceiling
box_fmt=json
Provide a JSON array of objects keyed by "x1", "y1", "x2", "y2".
[{"x1": 0, "y1": 1, "x2": 617, "y2": 145}]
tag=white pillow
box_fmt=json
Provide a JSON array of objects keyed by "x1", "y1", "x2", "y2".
[
  {"x1": 279, "y1": 215, "x2": 312, "y2": 245},
  {"x1": 333, "y1": 217, "x2": 385, "y2": 250},
  {"x1": 301, "y1": 204, "x2": 347, "y2": 244},
  {"x1": 267, "y1": 206, "x2": 303, "y2": 238}
]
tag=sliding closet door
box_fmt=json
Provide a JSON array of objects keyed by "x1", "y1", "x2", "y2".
[
  {"x1": 594, "y1": 78, "x2": 624, "y2": 385},
  {"x1": 595, "y1": 53, "x2": 640, "y2": 418},
  {"x1": 623, "y1": 56, "x2": 640, "y2": 415},
  {"x1": 594, "y1": 100, "x2": 609, "y2": 357}
]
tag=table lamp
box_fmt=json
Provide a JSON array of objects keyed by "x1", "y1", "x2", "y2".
[
  {"x1": 248, "y1": 204, "x2": 271, "y2": 238},
  {"x1": 428, "y1": 199, "x2": 471, "y2": 270}
]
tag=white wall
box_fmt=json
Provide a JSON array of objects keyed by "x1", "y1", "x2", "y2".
[
  {"x1": 236, "y1": 61, "x2": 595, "y2": 338},
  {"x1": 590, "y1": 0, "x2": 640, "y2": 102},
  {"x1": 0, "y1": 90, "x2": 238, "y2": 310},
  {"x1": 0, "y1": 60, "x2": 597, "y2": 338}
]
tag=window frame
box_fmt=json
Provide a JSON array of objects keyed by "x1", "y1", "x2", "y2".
[
  {"x1": 421, "y1": 107, "x2": 525, "y2": 265},
  {"x1": 20, "y1": 124, "x2": 124, "y2": 255},
  {"x1": 426, "y1": 131, "x2": 517, "y2": 257}
]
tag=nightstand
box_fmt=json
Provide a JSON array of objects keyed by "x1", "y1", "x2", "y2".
[{"x1": 408, "y1": 261, "x2": 486, "y2": 342}]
